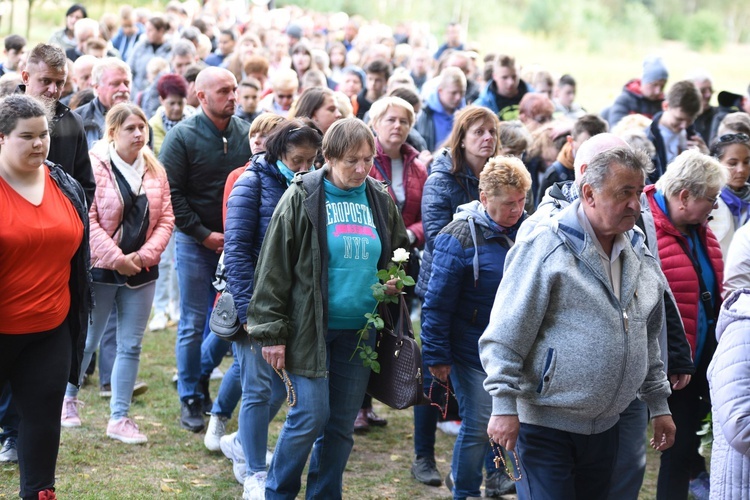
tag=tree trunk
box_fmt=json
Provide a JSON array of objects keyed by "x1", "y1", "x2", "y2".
[{"x1": 26, "y1": 0, "x2": 33, "y2": 39}]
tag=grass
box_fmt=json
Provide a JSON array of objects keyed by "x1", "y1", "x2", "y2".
[{"x1": 0, "y1": 322, "x2": 671, "y2": 499}]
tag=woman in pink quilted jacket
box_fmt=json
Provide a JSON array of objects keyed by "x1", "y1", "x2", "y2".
[{"x1": 61, "y1": 103, "x2": 174, "y2": 444}]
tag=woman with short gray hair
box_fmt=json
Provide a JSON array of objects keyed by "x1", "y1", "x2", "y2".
[{"x1": 645, "y1": 149, "x2": 727, "y2": 499}]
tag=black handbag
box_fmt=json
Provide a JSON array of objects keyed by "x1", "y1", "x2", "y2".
[
  {"x1": 91, "y1": 163, "x2": 158, "y2": 287},
  {"x1": 367, "y1": 296, "x2": 431, "y2": 410}
]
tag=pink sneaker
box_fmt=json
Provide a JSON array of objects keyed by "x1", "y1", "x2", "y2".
[
  {"x1": 106, "y1": 417, "x2": 148, "y2": 444},
  {"x1": 60, "y1": 397, "x2": 83, "y2": 428}
]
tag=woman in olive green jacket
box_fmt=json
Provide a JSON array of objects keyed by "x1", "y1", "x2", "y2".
[{"x1": 246, "y1": 118, "x2": 408, "y2": 499}]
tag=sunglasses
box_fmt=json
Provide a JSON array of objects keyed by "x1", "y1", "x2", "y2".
[{"x1": 718, "y1": 133, "x2": 750, "y2": 144}]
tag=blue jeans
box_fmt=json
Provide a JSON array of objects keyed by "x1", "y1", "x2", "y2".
[
  {"x1": 236, "y1": 337, "x2": 286, "y2": 474},
  {"x1": 66, "y1": 282, "x2": 156, "y2": 419},
  {"x1": 266, "y1": 329, "x2": 373, "y2": 500},
  {"x1": 151, "y1": 233, "x2": 179, "y2": 315},
  {"x1": 450, "y1": 363, "x2": 492, "y2": 500},
  {"x1": 607, "y1": 398, "x2": 647, "y2": 500},
  {"x1": 414, "y1": 360, "x2": 446, "y2": 460},
  {"x1": 203, "y1": 337, "x2": 242, "y2": 418},
  {"x1": 97, "y1": 311, "x2": 117, "y2": 387},
  {"x1": 174, "y1": 231, "x2": 219, "y2": 401}
]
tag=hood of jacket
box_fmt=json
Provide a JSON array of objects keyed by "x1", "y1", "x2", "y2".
[
  {"x1": 430, "y1": 147, "x2": 453, "y2": 174},
  {"x1": 716, "y1": 288, "x2": 750, "y2": 343},
  {"x1": 623, "y1": 78, "x2": 665, "y2": 101},
  {"x1": 425, "y1": 87, "x2": 466, "y2": 115},
  {"x1": 542, "y1": 198, "x2": 646, "y2": 261}
]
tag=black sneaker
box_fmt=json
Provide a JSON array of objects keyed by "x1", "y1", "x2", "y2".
[
  {"x1": 180, "y1": 398, "x2": 205, "y2": 432},
  {"x1": 199, "y1": 376, "x2": 213, "y2": 416},
  {"x1": 484, "y1": 469, "x2": 516, "y2": 497},
  {"x1": 411, "y1": 456, "x2": 441, "y2": 486}
]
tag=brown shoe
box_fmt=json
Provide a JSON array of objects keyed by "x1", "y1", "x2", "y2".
[
  {"x1": 365, "y1": 407, "x2": 388, "y2": 426},
  {"x1": 354, "y1": 408, "x2": 369, "y2": 432}
]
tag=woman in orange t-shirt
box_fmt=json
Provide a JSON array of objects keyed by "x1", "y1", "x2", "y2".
[{"x1": 0, "y1": 94, "x2": 89, "y2": 500}]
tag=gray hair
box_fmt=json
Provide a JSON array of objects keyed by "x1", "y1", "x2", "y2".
[
  {"x1": 580, "y1": 146, "x2": 652, "y2": 192},
  {"x1": 172, "y1": 39, "x2": 197, "y2": 59},
  {"x1": 655, "y1": 149, "x2": 727, "y2": 199},
  {"x1": 91, "y1": 57, "x2": 132, "y2": 85}
]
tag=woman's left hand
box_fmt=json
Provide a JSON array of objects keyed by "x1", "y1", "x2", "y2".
[{"x1": 384, "y1": 277, "x2": 400, "y2": 295}]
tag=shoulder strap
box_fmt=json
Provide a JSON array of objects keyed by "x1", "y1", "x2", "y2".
[{"x1": 373, "y1": 158, "x2": 391, "y2": 186}]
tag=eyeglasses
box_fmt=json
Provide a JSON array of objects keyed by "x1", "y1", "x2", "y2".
[
  {"x1": 703, "y1": 194, "x2": 718, "y2": 205},
  {"x1": 489, "y1": 438, "x2": 523, "y2": 482},
  {"x1": 718, "y1": 133, "x2": 750, "y2": 144}
]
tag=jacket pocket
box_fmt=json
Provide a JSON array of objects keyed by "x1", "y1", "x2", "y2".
[{"x1": 536, "y1": 347, "x2": 557, "y2": 395}]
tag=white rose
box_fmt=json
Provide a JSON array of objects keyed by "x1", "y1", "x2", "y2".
[{"x1": 392, "y1": 248, "x2": 410, "y2": 263}]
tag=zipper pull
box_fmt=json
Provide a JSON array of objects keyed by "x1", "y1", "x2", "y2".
[
  {"x1": 222, "y1": 136, "x2": 228, "y2": 154},
  {"x1": 623, "y1": 310, "x2": 629, "y2": 333}
]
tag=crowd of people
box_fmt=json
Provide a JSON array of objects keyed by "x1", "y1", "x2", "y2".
[{"x1": 1, "y1": 1, "x2": 750, "y2": 499}]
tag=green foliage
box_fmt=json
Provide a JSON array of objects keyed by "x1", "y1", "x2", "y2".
[
  {"x1": 520, "y1": 0, "x2": 566, "y2": 37},
  {"x1": 684, "y1": 10, "x2": 726, "y2": 52},
  {"x1": 658, "y1": 12, "x2": 686, "y2": 40},
  {"x1": 697, "y1": 411, "x2": 713, "y2": 457}
]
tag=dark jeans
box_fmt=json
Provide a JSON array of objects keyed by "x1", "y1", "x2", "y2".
[
  {"x1": 0, "y1": 382, "x2": 20, "y2": 443},
  {"x1": 0, "y1": 322, "x2": 71, "y2": 500},
  {"x1": 515, "y1": 422, "x2": 619, "y2": 500},
  {"x1": 657, "y1": 362, "x2": 710, "y2": 500}
]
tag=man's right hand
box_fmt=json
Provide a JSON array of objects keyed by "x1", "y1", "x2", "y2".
[
  {"x1": 487, "y1": 415, "x2": 520, "y2": 451},
  {"x1": 202, "y1": 232, "x2": 224, "y2": 253}
]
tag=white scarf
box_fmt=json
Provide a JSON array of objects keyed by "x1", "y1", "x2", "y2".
[{"x1": 109, "y1": 142, "x2": 145, "y2": 195}]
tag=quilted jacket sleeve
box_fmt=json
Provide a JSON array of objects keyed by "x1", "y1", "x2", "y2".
[
  {"x1": 711, "y1": 323, "x2": 750, "y2": 456},
  {"x1": 224, "y1": 170, "x2": 263, "y2": 325}
]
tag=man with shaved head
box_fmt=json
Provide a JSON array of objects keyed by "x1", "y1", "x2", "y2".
[
  {"x1": 516, "y1": 133, "x2": 694, "y2": 499},
  {"x1": 480, "y1": 144, "x2": 676, "y2": 499},
  {"x1": 159, "y1": 67, "x2": 251, "y2": 432}
]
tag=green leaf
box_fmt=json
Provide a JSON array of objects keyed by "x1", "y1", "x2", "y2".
[
  {"x1": 402, "y1": 276, "x2": 416, "y2": 286},
  {"x1": 374, "y1": 317, "x2": 384, "y2": 330},
  {"x1": 376, "y1": 269, "x2": 391, "y2": 281},
  {"x1": 359, "y1": 350, "x2": 367, "y2": 360},
  {"x1": 370, "y1": 360, "x2": 381, "y2": 373}
]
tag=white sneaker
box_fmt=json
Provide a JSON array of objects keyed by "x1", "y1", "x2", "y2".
[
  {"x1": 437, "y1": 420, "x2": 462, "y2": 436},
  {"x1": 210, "y1": 367, "x2": 224, "y2": 380},
  {"x1": 148, "y1": 312, "x2": 168, "y2": 331},
  {"x1": 220, "y1": 432, "x2": 245, "y2": 462},
  {"x1": 234, "y1": 459, "x2": 247, "y2": 485},
  {"x1": 243, "y1": 471, "x2": 267, "y2": 500},
  {"x1": 204, "y1": 414, "x2": 227, "y2": 452}
]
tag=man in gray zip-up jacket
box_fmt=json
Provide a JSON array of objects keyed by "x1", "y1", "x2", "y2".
[{"x1": 479, "y1": 146, "x2": 675, "y2": 499}]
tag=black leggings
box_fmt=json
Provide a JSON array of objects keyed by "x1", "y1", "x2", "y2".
[{"x1": 0, "y1": 322, "x2": 71, "y2": 500}]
